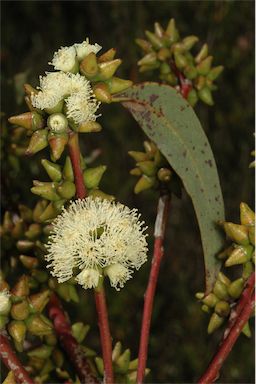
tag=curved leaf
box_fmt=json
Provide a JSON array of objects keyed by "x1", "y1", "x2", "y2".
[{"x1": 119, "y1": 82, "x2": 225, "y2": 293}]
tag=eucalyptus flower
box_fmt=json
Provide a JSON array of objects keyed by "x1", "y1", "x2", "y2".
[
  {"x1": 65, "y1": 90, "x2": 100, "y2": 125},
  {"x1": 49, "y1": 46, "x2": 78, "y2": 72},
  {"x1": 46, "y1": 197, "x2": 148, "y2": 290},
  {"x1": 74, "y1": 38, "x2": 102, "y2": 61}
]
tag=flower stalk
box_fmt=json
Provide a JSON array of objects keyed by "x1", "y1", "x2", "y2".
[
  {"x1": 68, "y1": 132, "x2": 87, "y2": 199},
  {"x1": 0, "y1": 330, "x2": 34, "y2": 384},
  {"x1": 137, "y1": 194, "x2": 170, "y2": 383},
  {"x1": 198, "y1": 272, "x2": 255, "y2": 384}
]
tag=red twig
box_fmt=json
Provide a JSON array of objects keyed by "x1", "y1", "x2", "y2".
[
  {"x1": 94, "y1": 287, "x2": 114, "y2": 384},
  {"x1": 170, "y1": 60, "x2": 192, "y2": 99},
  {"x1": 0, "y1": 331, "x2": 34, "y2": 384},
  {"x1": 137, "y1": 195, "x2": 170, "y2": 384},
  {"x1": 48, "y1": 293, "x2": 99, "y2": 384},
  {"x1": 68, "y1": 132, "x2": 87, "y2": 199},
  {"x1": 198, "y1": 285, "x2": 255, "y2": 383}
]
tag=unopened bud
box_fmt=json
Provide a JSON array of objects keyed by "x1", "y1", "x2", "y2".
[
  {"x1": 197, "y1": 56, "x2": 213, "y2": 76},
  {"x1": 137, "y1": 160, "x2": 156, "y2": 177},
  {"x1": 11, "y1": 219, "x2": 24, "y2": 239},
  {"x1": 0, "y1": 290, "x2": 11, "y2": 315},
  {"x1": 26, "y1": 129, "x2": 48, "y2": 155},
  {"x1": 202, "y1": 293, "x2": 219, "y2": 308},
  {"x1": 12, "y1": 275, "x2": 29, "y2": 297},
  {"x1": 217, "y1": 246, "x2": 234, "y2": 260},
  {"x1": 248, "y1": 226, "x2": 255, "y2": 246},
  {"x1": 8, "y1": 320, "x2": 26, "y2": 345},
  {"x1": 8, "y1": 112, "x2": 45, "y2": 131},
  {"x1": 165, "y1": 18, "x2": 179, "y2": 43},
  {"x1": 78, "y1": 121, "x2": 102, "y2": 133},
  {"x1": 18, "y1": 205, "x2": 33, "y2": 222},
  {"x1": 25, "y1": 223, "x2": 42, "y2": 240},
  {"x1": 83, "y1": 166, "x2": 107, "y2": 189},
  {"x1": 98, "y1": 48, "x2": 116, "y2": 63},
  {"x1": 93, "y1": 83, "x2": 112, "y2": 103},
  {"x1": 47, "y1": 113, "x2": 68, "y2": 133},
  {"x1": 198, "y1": 87, "x2": 214, "y2": 106},
  {"x1": 217, "y1": 272, "x2": 231, "y2": 286},
  {"x1": 26, "y1": 314, "x2": 52, "y2": 336},
  {"x1": 184, "y1": 65, "x2": 198, "y2": 80},
  {"x1": 31, "y1": 270, "x2": 48, "y2": 283},
  {"x1": 52, "y1": 348, "x2": 64, "y2": 367},
  {"x1": 33, "y1": 200, "x2": 48, "y2": 222},
  {"x1": 225, "y1": 244, "x2": 253, "y2": 267},
  {"x1": 187, "y1": 89, "x2": 198, "y2": 107},
  {"x1": 157, "y1": 167, "x2": 172, "y2": 182},
  {"x1": 214, "y1": 301, "x2": 230, "y2": 317},
  {"x1": 16, "y1": 240, "x2": 34, "y2": 253},
  {"x1": 130, "y1": 167, "x2": 142, "y2": 176},
  {"x1": 38, "y1": 202, "x2": 61, "y2": 222},
  {"x1": 88, "y1": 189, "x2": 115, "y2": 201},
  {"x1": 135, "y1": 38, "x2": 152, "y2": 53},
  {"x1": 128, "y1": 151, "x2": 149, "y2": 162},
  {"x1": 31, "y1": 181, "x2": 60, "y2": 201},
  {"x1": 57, "y1": 181, "x2": 76, "y2": 199},
  {"x1": 154, "y1": 22, "x2": 164, "y2": 38},
  {"x1": 2, "y1": 371, "x2": 16, "y2": 384},
  {"x1": 71, "y1": 322, "x2": 90, "y2": 343},
  {"x1": 19, "y1": 255, "x2": 39, "y2": 269},
  {"x1": 213, "y1": 280, "x2": 229, "y2": 300},
  {"x1": 3, "y1": 212, "x2": 13, "y2": 232},
  {"x1": 223, "y1": 222, "x2": 249, "y2": 245},
  {"x1": 63, "y1": 156, "x2": 74, "y2": 182},
  {"x1": 138, "y1": 52, "x2": 157, "y2": 66},
  {"x1": 95, "y1": 357, "x2": 104, "y2": 375},
  {"x1": 44, "y1": 333, "x2": 57, "y2": 346},
  {"x1": 29, "y1": 290, "x2": 50, "y2": 313},
  {"x1": 112, "y1": 341, "x2": 122, "y2": 362},
  {"x1": 174, "y1": 52, "x2": 188, "y2": 69},
  {"x1": 157, "y1": 48, "x2": 171, "y2": 61},
  {"x1": 97, "y1": 59, "x2": 122, "y2": 81},
  {"x1": 11, "y1": 300, "x2": 30, "y2": 321},
  {"x1": 80, "y1": 52, "x2": 98, "y2": 78},
  {"x1": 106, "y1": 77, "x2": 133, "y2": 94},
  {"x1": 28, "y1": 345, "x2": 53, "y2": 359},
  {"x1": 242, "y1": 261, "x2": 254, "y2": 280},
  {"x1": 41, "y1": 159, "x2": 62, "y2": 182},
  {"x1": 129, "y1": 358, "x2": 139, "y2": 370},
  {"x1": 242, "y1": 322, "x2": 251, "y2": 338},
  {"x1": 48, "y1": 132, "x2": 68, "y2": 161},
  {"x1": 134, "y1": 175, "x2": 156, "y2": 194},
  {"x1": 195, "y1": 44, "x2": 208, "y2": 63},
  {"x1": 207, "y1": 66, "x2": 224, "y2": 81},
  {"x1": 228, "y1": 278, "x2": 244, "y2": 299},
  {"x1": 116, "y1": 348, "x2": 130, "y2": 374},
  {"x1": 145, "y1": 30, "x2": 163, "y2": 49},
  {"x1": 207, "y1": 313, "x2": 224, "y2": 334},
  {"x1": 182, "y1": 35, "x2": 199, "y2": 50}
]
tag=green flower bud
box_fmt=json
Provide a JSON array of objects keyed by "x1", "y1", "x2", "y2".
[
  {"x1": 24, "y1": 83, "x2": 38, "y2": 96},
  {"x1": 242, "y1": 261, "x2": 254, "y2": 280},
  {"x1": 11, "y1": 300, "x2": 30, "y2": 321},
  {"x1": 157, "y1": 167, "x2": 172, "y2": 182},
  {"x1": 195, "y1": 292, "x2": 204, "y2": 300},
  {"x1": 207, "y1": 313, "x2": 224, "y2": 334},
  {"x1": 135, "y1": 38, "x2": 153, "y2": 53},
  {"x1": 134, "y1": 175, "x2": 156, "y2": 194},
  {"x1": 223, "y1": 222, "x2": 249, "y2": 245},
  {"x1": 11, "y1": 275, "x2": 29, "y2": 297},
  {"x1": 44, "y1": 333, "x2": 57, "y2": 346},
  {"x1": 45, "y1": 99, "x2": 64, "y2": 115},
  {"x1": 157, "y1": 48, "x2": 171, "y2": 61},
  {"x1": 182, "y1": 35, "x2": 199, "y2": 50},
  {"x1": 68, "y1": 284, "x2": 79, "y2": 303},
  {"x1": 241, "y1": 203, "x2": 254, "y2": 226},
  {"x1": 8, "y1": 112, "x2": 45, "y2": 131},
  {"x1": 130, "y1": 168, "x2": 142, "y2": 176},
  {"x1": 81, "y1": 345, "x2": 97, "y2": 357},
  {"x1": 63, "y1": 156, "x2": 74, "y2": 182},
  {"x1": 26, "y1": 314, "x2": 52, "y2": 336},
  {"x1": 96, "y1": 59, "x2": 122, "y2": 81},
  {"x1": 106, "y1": 77, "x2": 133, "y2": 94},
  {"x1": 57, "y1": 181, "x2": 76, "y2": 199},
  {"x1": 8, "y1": 320, "x2": 26, "y2": 345},
  {"x1": 213, "y1": 280, "x2": 229, "y2": 300},
  {"x1": 0, "y1": 315, "x2": 8, "y2": 329},
  {"x1": 28, "y1": 356, "x2": 45, "y2": 371},
  {"x1": 159, "y1": 62, "x2": 171, "y2": 75},
  {"x1": 40, "y1": 359, "x2": 55, "y2": 376},
  {"x1": 93, "y1": 83, "x2": 112, "y2": 103},
  {"x1": 31, "y1": 270, "x2": 48, "y2": 284},
  {"x1": 18, "y1": 205, "x2": 33, "y2": 222},
  {"x1": 202, "y1": 293, "x2": 219, "y2": 308},
  {"x1": 88, "y1": 189, "x2": 115, "y2": 201},
  {"x1": 32, "y1": 200, "x2": 48, "y2": 222},
  {"x1": 145, "y1": 30, "x2": 163, "y2": 49},
  {"x1": 187, "y1": 89, "x2": 198, "y2": 107},
  {"x1": 138, "y1": 52, "x2": 158, "y2": 66},
  {"x1": 0, "y1": 291, "x2": 11, "y2": 316},
  {"x1": 41, "y1": 159, "x2": 62, "y2": 182},
  {"x1": 248, "y1": 226, "x2": 255, "y2": 246},
  {"x1": 28, "y1": 345, "x2": 53, "y2": 359},
  {"x1": 29, "y1": 290, "x2": 50, "y2": 313},
  {"x1": 128, "y1": 151, "x2": 149, "y2": 162},
  {"x1": 217, "y1": 246, "x2": 234, "y2": 260},
  {"x1": 242, "y1": 322, "x2": 251, "y2": 338},
  {"x1": 217, "y1": 272, "x2": 231, "y2": 286},
  {"x1": 80, "y1": 52, "x2": 99, "y2": 78},
  {"x1": 214, "y1": 301, "x2": 230, "y2": 317},
  {"x1": 139, "y1": 62, "x2": 160, "y2": 73},
  {"x1": 26, "y1": 129, "x2": 48, "y2": 156},
  {"x1": 31, "y1": 181, "x2": 60, "y2": 201},
  {"x1": 2, "y1": 371, "x2": 16, "y2": 384},
  {"x1": 95, "y1": 357, "x2": 104, "y2": 375},
  {"x1": 207, "y1": 66, "x2": 224, "y2": 81},
  {"x1": 154, "y1": 22, "x2": 164, "y2": 38},
  {"x1": 11, "y1": 219, "x2": 24, "y2": 239},
  {"x1": 78, "y1": 121, "x2": 102, "y2": 133},
  {"x1": 83, "y1": 166, "x2": 107, "y2": 189},
  {"x1": 165, "y1": 18, "x2": 180, "y2": 43},
  {"x1": 198, "y1": 87, "x2": 214, "y2": 106},
  {"x1": 201, "y1": 304, "x2": 210, "y2": 313},
  {"x1": 48, "y1": 132, "x2": 68, "y2": 161},
  {"x1": 137, "y1": 160, "x2": 156, "y2": 177},
  {"x1": 195, "y1": 44, "x2": 208, "y2": 63},
  {"x1": 2, "y1": 211, "x2": 13, "y2": 232},
  {"x1": 25, "y1": 223, "x2": 42, "y2": 240},
  {"x1": 16, "y1": 240, "x2": 34, "y2": 253},
  {"x1": 71, "y1": 322, "x2": 90, "y2": 343},
  {"x1": 174, "y1": 52, "x2": 188, "y2": 69},
  {"x1": 228, "y1": 278, "x2": 244, "y2": 299},
  {"x1": 225, "y1": 244, "x2": 253, "y2": 267},
  {"x1": 129, "y1": 358, "x2": 139, "y2": 370},
  {"x1": 98, "y1": 48, "x2": 116, "y2": 63},
  {"x1": 116, "y1": 348, "x2": 130, "y2": 374},
  {"x1": 197, "y1": 56, "x2": 213, "y2": 76},
  {"x1": 112, "y1": 341, "x2": 122, "y2": 362},
  {"x1": 47, "y1": 113, "x2": 68, "y2": 134},
  {"x1": 184, "y1": 65, "x2": 198, "y2": 80},
  {"x1": 38, "y1": 201, "x2": 62, "y2": 222}
]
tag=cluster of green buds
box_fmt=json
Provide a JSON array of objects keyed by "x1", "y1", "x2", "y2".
[
  {"x1": 31, "y1": 155, "x2": 110, "y2": 222},
  {"x1": 136, "y1": 19, "x2": 223, "y2": 106},
  {"x1": 196, "y1": 202, "x2": 255, "y2": 335},
  {"x1": 129, "y1": 140, "x2": 178, "y2": 194},
  {"x1": 95, "y1": 341, "x2": 149, "y2": 383}
]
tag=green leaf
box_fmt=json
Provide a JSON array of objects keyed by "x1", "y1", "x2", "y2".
[{"x1": 119, "y1": 82, "x2": 225, "y2": 293}]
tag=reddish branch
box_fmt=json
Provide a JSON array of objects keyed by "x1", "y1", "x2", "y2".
[
  {"x1": 170, "y1": 60, "x2": 192, "y2": 99},
  {"x1": 198, "y1": 274, "x2": 255, "y2": 384},
  {"x1": 137, "y1": 195, "x2": 170, "y2": 383},
  {"x1": 48, "y1": 293, "x2": 99, "y2": 384},
  {"x1": 94, "y1": 288, "x2": 114, "y2": 384},
  {"x1": 0, "y1": 331, "x2": 34, "y2": 384},
  {"x1": 68, "y1": 132, "x2": 87, "y2": 199}
]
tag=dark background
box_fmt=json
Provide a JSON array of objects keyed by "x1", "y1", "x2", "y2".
[{"x1": 1, "y1": 1, "x2": 255, "y2": 383}]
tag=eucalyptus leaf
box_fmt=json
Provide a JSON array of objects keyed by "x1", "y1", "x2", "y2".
[{"x1": 119, "y1": 82, "x2": 225, "y2": 293}]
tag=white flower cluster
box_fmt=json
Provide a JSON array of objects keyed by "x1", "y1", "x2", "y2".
[
  {"x1": 46, "y1": 197, "x2": 148, "y2": 291},
  {"x1": 31, "y1": 72, "x2": 100, "y2": 124},
  {"x1": 31, "y1": 39, "x2": 102, "y2": 125}
]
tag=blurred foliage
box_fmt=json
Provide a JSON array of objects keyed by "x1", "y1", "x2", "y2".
[{"x1": 1, "y1": 1, "x2": 254, "y2": 383}]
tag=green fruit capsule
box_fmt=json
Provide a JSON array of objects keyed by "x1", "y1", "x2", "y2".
[
  {"x1": 106, "y1": 77, "x2": 132, "y2": 94},
  {"x1": 98, "y1": 48, "x2": 116, "y2": 63},
  {"x1": 31, "y1": 181, "x2": 60, "y2": 201},
  {"x1": 26, "y1": 314, "x2": 52, "y2": 336}
]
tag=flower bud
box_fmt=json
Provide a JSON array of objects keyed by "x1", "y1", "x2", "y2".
[
  {"x1": 8, "y1": 112, "x2": 45, "y2": 131},
  {"x1": 28, "y1": 345, "x2": 53, "y2": 359},
  {"x1": 16, "y1": 240, "x2": 34, "y2": 252},
  {"x1": 242, "y1": 261, "x2": 254, "y2": 280},
  {"x1": 195, "y1": 44, "x2": 208, "y2": 63},
  {"x1": 31, "y1": 181, "x2": 60, "y2": 201},
  {"x1": 157, "y1": 167, "x2": 172, "y2": 182},
  {"x1": 138, "y1": 52, "x2": 158, "y2": 66},
  {"x1": 0, "y1": 315, "x2": 8, "y2": 329},
  {"x1": 71, "y1": 322, "x2": 90, "y2": 343},
  {"x1": 135, "y1": 38, "x2": 153, "y2": 53},
  {"x1": 11, "y1": 300, "x2": 30, "y2": 321},
  {"x1": 11, "y1": 219, "x2": 24, "y2": 239},
  {"x1": 38, "y1": 202, "x2": 61, "y2": 222},
  {"x1": 48, "y1": 132, "x2": 69, "y2": 161},
  {"x1": 18, "y1": 204, "x2": 33, "y2": 222},
  {"x1": 242, "y1": 322, "x2": 251, "y2": 338},
  {"x1": 145, "y1": 30, "x2": 163, "y2": 49},
  {"x1": 184, "y1": 65, "x2": 198, "y2": 80},
  {"x1": 63, "y1": 156, "x2": 74, "y2": 182},
  {"x1": 26, "y1": 129, "x2": 48, "y2": 155},
  {"x1": 26, "y1": 314, "x2": 52, "y2": 336},
  {"x1": 24, "y1": 83, "x2": 38, "y2": 96},
  {"x1": 116, "y1": 348, "x2": 131, "y2": 374},
  {"x1": 217, "y1": 245, "x2": 234, "y2": 260},
  {"x1": 137, "y1": 160, "x2": 156, "y2": 177},
  {"x1": 28, "y1": 356, "x2": 45, "y2": 371},
  {"x1": 98, "y1": 48, "x2": 116, "y2": 63},
  {"x1": 95, "y1": 357, "x2": 104, "y2": 375},
  {"x1": 112, "y1": 341, "x2": 122, "y2": 362},
  {"x1": 3, "y1": 371, "x2": 16, "y2": 384},
  {"x1": 45, "y1": 99, "x2": 64, "y2": 115},
  {"x1": 223, "y1": 222, "x2": 249, "y2": 245},
  {"x1": 8, "y1": 320, "x2": 26, "y2": 346},
  {"x1": 19, "y1": 255, "x2": 39, "y2": 269},
  {"x1": 202, "y1": 293, "x2": 219, "y2": 308},
  {"x1": 11, "y1": 275, "x2": 29, "y2": 297},
  {"x1": 207, "y1": 313, "x2": 224, "y2": 334},
  {"x1": 214, "y1": 301, "x2": 230, "y2": 317},
  {"x1": 134, "y1": 175, "x2": 156, "y2": 194},
  {"x1": 33, "y1": 200, "x2": 48, "y2": 222},
  {"x1": 93, "y1": 83, "x2": 112, "y2": 103},
  {"x1": 83, "y1": 166, "x2": 107, "y2": 189},
  {"x1": 228, "y1": 278, "x2": 244, "y2": 299},
  {"x1": 128, "y1": 151, "x2": 149, "y2": 162},
  {"x1": 57, "y1": 181, "x2": 76, "y2": 199},
  {"x1": 40, "y1": 359, "x2": 55, "y2": 376},
  {"x1": 47, "y1": 113, "x2": 68, "y2": 133},
  {"x1": 41, "y1": 159, "x2": 62, "y2": 182},
  {"x1": 0, "y1": 290, "x2": 11, "y2": 315},
  {"x1": 207, "y1": 66, "x2": 224, "y2": 81},
  {"x1": 187, "y1": 89, "x2": 198, "y2": 107},
  {"x1": 165, "y1": 19, "x2": 179, "y2": 43},
  {"x1": 52, "y1": 348, "x2": 64, "y2": 367},
  {"x1": 80, "y1": 52, "x2": 99, "y2": 78},
  {"x1": 106, "y1": 77, "x2": 133, "y2": 94},
  {"x1": 198, "y1": 87, "x2": 214, "y2": 106},
  {"x1": 182, "y1": 35, "x2": 199, "y2": 50},
  {"x1": 160, "y1": 62, "x2": 171, "y2": 75},
  {"x1": 174, "y1": 52, "x2": 188, "y2": 69},
  {"x1": 44, "y1": 333, "x2": 57, "y2": 346},
  {"x1": 129, "y1": 358, "x2": 139, "y2": 370},
  {"x1": 139, "y1": 63, "x2": 160, "y2": 73},
  {"x1": 97, "y1": 59, "x2": 122, "y2": 81},
  {"x1": 88, "y1": 189, "x2": 114, "y2": 201},
  {"x1": 29, "y1": 290, "x2": 50, "y2": 313},
  {"x1": 130, "y1": 168, "x2": 142, "y2": 176},
  {"x1": 2, "y1": 212, "x2": 13, "y2": 232},
  {"x1": 217, "y1": 272, "x2": 231, "y2": 286},
  {"x1": 201, "y1": 304, "x2": 210, "y2": 313},
  {"x1": 31, "y1": 270, "x2": 48, "y2": 283},
  {"x1": 157, "y1": 48, "x2": 171, "y2": 61},
  {"x1": 197, "y1": 56, "x2": 213, "y2": 76},
  {"x1": 78, "y1": 121, "x2": 102, "y2": 133},
  {"x1": 225, "y1": 244, "x2": 253, "y2": 267},
  {"x1": 213, "y1": 280, "x2": 229, "y2": 300},
  {"x1": 25, "y1": 223, "x2": 42, "y2": 240},
  {"x1": 248, "y1": 226, "x2": 255, "y2": 246},
  {"x1": 154, "y1": 22, "x2": 164, "y2": 38}
]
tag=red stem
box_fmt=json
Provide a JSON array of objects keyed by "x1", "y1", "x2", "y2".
[
  {"x1": 198, "y1": 278, "x2": 255, "y2": 383},
  {"x1": 170, "y1": 60, "x2": 192, "y2": 99},
  {"x1": 68, "y1": 132, "x2": 87, "y2": 199},
  {"x1": 48, "y1": 293, "x2": 99, "y2": 384},
  {"x1": 137, "y1": 195, "x2": 170, "y2": 384},
  {"x1": 94, "y1": 288, "x2": 114, "y2": 384},
  {"x1": 0, "y1": 331, "x2": 34, "y2": 384}
]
